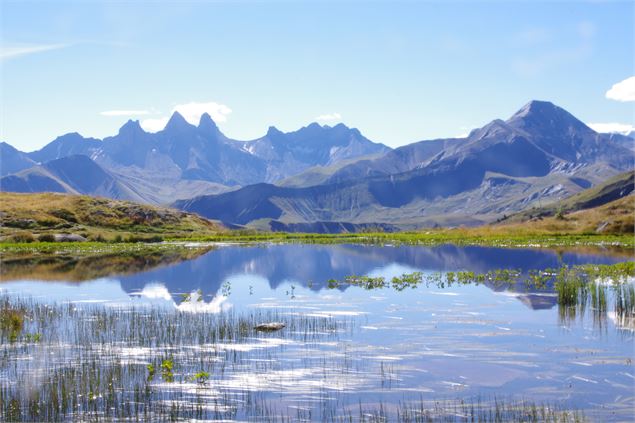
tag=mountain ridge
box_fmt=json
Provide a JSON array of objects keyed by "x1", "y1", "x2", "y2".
[
  {"x1": 174, "y1": 101, "x2": 634, "y2": 231},
  {"x1": 1, "y1": 114, "x2": 388, "y2": 204}
]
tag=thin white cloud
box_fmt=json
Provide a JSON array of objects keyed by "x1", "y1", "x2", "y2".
[
  {"x1": 100, "y1": 110, "x2": 151, "y2": 116},
  {"x1": 1, "y1": 43, "x2": 70, "y2": 61},
  {"x1": 605, "y1": 76, "x2": 635, "y2": 102},
  {"x1": 315, "y1": 112, "x2": 342, "y2": 122},
  {"x1": 587, "y1": 122, "x2": 634, "y2": 135},
  {"x1": 141, "y1": 101, "x2": 232, "y2": 132}
]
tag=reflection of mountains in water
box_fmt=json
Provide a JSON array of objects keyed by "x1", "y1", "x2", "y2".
[{"x1": 117, "y1": 244, "x2": 623, "y2": 309}]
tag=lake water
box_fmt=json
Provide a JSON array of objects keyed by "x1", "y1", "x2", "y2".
[{"x1": 1, "y1": 243, "x2": 634, "y2": 421}]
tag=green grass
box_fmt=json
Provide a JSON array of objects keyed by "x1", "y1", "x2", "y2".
[
  {"x1": 168, "y1": 231, "x2": 635, "y2": 248},
  {"x1": 1, "y1": 192, "x2": 633, "y2": 250}
]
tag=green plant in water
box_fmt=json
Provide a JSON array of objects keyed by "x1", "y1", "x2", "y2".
[
  {"x1": 191, "y1": 371, "x2": 210, "y2": 384},
  {"x1": 24, "y1": 332, "x2": 41, "y2": 343},
  {"x1": 160, "y1": 359, "x2": 174, "y2": 382},
  {"x1": 0, "y1": 305, "x2": 25, "y2": 343},
  {"x1": 146, "y1": 363, "x2": 156, "y2": 381}
]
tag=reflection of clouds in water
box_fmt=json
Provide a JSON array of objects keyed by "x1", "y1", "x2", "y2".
[
  {"x1": 0, "y1": 278, "x2": 232, "y2": 311},
  {"x1": 138, "y1": 283, "x2": 173, "y2": 301},
  {"x1": 366, "y1": 263, "x2": 419, "y2": 280},
  {"x1": 136, "y1": 283, "x2": 232, "y2": 313},
  {"x1": 178, "y1": 291, "x2": 231, "y2": 313}
]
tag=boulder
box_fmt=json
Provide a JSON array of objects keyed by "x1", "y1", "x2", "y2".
[{"x1": 254, "y1": 322, "x2": 285, "y2": 332}]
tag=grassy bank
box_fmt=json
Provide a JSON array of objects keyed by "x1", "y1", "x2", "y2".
[
  {"x1": 0, "y1": 231, "x2": 633, "y2": 258},
  {"x1": 171, "y1": 230, "x2": 635, "y2": 248},
  {"x1": 1, "y1": 191, "x2": 633, "y2": 251},
  {"x1": 0, "y1": 192, "x2": 224, "y2": 242}
]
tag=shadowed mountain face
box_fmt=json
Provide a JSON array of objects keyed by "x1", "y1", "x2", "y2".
[
  {"x1": 0, "y1": 142, "x2": 37, "y2": 176},
  {"x1": 242, "y1": 123, "x2": 390, "y2": 181},
  {"x1": 1, "y1": 113, "x2": 388, "y2": 204},
  {"x1": 176, "y1": 101, "x2": 634, "y2": 231},
  {"x1": 0, "y1": 155, "x2": 145, "y2": 202}
]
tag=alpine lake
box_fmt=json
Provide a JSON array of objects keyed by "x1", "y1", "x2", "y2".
[{"x1": 0, "y1": 242, "x2": 633, "y2": 422}]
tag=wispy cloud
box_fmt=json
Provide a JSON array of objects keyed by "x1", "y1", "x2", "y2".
[
  {"x1": 140, "y1": 101, "x2": 232, "y2": 132},
  {"x1": 605, "y1": 76, "x2": 635, "y2": 102},
  {"x1": 100, "y1": 110, "x2": 152, "y2": 116},
  {"x1": 587, "y1": 122, "x2": 634, "y2": 135},
  {"x1": 315, "y1": 112, "x2": 342, "y2": 122},
  {"x1": 1, "y1": 43, "x2": 70, "y2": 61}
]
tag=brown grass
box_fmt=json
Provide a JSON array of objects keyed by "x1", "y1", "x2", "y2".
[
  {"x1": 0, "y1": 192, "x2": 225, "y2": 241},
  {"x1": 492, "y1": 195, "x2": 634, "y2": 235}
]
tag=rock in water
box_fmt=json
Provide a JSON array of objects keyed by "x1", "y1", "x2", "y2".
[
  {"x1": 54, "y1": 234, "x2": 88, "y2": 242},
  {"x1": 254, "y1": 322, "x2": 285, "y2": 332}
]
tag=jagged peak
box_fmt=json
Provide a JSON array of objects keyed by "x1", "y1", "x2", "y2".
[
  {"x1": 198, "y1": 112, "x2": 220, "y2": 136},
  {"x1": 266, "y1": 126, "x2": 283, "y2": 137},
  {"x1": 511, "y1": 100, "x2": 559, "y2": 118},
  {"x1": 306, "y1": 122, "x2": 323, "y2": 130},
  {"x1": 506, "y1": 100, "x2": 592, "y2": 133},
  {"x1": 118, "y1": 119, "x2": 144, "y2": 135},
  {"x1": 164, "y1": 111, "x2": 193, "y2": 132}
]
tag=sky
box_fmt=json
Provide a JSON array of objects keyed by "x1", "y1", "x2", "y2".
[{"x1": 1, "y1": 0, "x2": 633, "y2": 152}]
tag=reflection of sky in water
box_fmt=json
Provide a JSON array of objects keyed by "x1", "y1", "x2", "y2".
[{"x1": 1, "y1": 243, "x2": 633, "y2": 420}]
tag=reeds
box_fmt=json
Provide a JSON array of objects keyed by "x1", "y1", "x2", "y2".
[{"x1": 0, "y1": 295, "x2": 593, "y2": 422}]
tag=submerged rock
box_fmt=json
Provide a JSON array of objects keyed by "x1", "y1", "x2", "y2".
[
  {"x1": 254, "y1": 322, "x2": 285, "y2": 332},
  {"x1": 54, "y1": 233, "x2": 88, "y2": 242}
]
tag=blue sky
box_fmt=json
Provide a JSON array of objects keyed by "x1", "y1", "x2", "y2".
[{"x1": 1, "y1": 0, "x2": 633, "y2": 151}]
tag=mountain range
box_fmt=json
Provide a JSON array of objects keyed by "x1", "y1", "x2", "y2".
[
  {"x1": 174, "y1": 101, "x2": 634, "y2": 230},
  {"x1": 1, "y1": 113, "x2": 388, "y2": 204},
  {"x1": 1, "y1": 100, "x2": 633, "y2": 232}
]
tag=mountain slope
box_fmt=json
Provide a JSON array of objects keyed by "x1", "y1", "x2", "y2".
[
  {"x1": 0, "y1": 155, "x2": 145, "y2": 202},
  {"x1": 325, "y1": 101, "x2": 632, "y2": 186},
  {"x1": 502, "y1": 170, "x2": 634, "y2": 222},
  {"x1": 0, "y1": 142, "x2": 37, "y2": 176},
  {"x1": 242, "y1": 123, "x2": 389, "y2": 182},
  {"x1": 495, "y1": 194, "x2": 634, "y2": 235},
  {"x1": 174, "y1": 101, "x2": 634, "y2": 231}
]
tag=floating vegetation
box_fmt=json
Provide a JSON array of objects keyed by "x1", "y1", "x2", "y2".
[{"x1": 327, "y1": 262, "x2": 635, "y2": 330}]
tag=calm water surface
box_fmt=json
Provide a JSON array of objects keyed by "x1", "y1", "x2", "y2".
[{"x1": 1, "y1": 243, "x2": 634, "y2": 421}]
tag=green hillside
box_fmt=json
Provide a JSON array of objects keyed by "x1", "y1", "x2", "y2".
[{"x1": 0, "y1": 192, "x2": 224, "y2": 242}]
